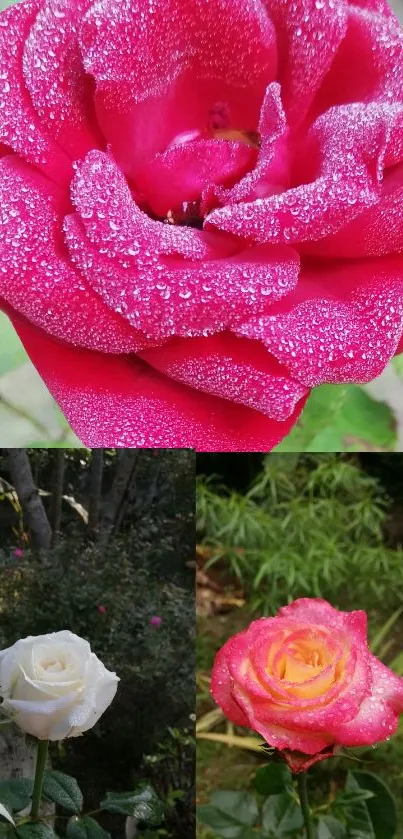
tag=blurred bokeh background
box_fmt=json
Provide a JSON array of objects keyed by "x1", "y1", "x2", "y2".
[{"x1": 0, "y1": 0, "x2": 403, "y2": 446}]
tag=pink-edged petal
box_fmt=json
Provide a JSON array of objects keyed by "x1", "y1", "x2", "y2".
[
  {"x1": 232, "y1": 683, "x2": 334, "y2": 754},
  {"x1": 314, "y1": 4, "x2": 403, "y2": 115},
  {"x1": 333, "y1": 656, "x2": 403, "y2": 746},
  {"x1": 140, "y1": 333, "x2": 308, "y2": 422},
  {"x1": 231, "y1": 621, "x2": 371, "y2": 730},
  {"x1": 277, "y1": 599, "x2": 369, "y2": 646},
  {"x1": 0, "y1": 156, "x2": 143, "y2": 353},
  {"x1": 0, "y1": 0, "x2": 71, "y2": 185},
  {"x1": 135, "y1": 139, "x2": 256, "y2": 219},
  {"x1": 23, "y1": 0, "x2": 102, "y2": 159},
  {"x1": 248, "y1": 653, "x2": 371, "y2": 735},
  {"x1": 238, "y1": 258, "x2": 403, "y2": 387},
  {"x1": 264, "y1": 0, "x2": 347, "y2": 124},
  {"x1": 80, "y1": 0, "x2": 276, "y2": 178},
  {"x1": 210, "y1": 637, "x2": 251, "y2": 727},
  {"x1": 8, "y1": 312, "x2": 304, "y2": 451},
  {"x1": 208, "y1": 101, "x2": 394, "y2": 245}
]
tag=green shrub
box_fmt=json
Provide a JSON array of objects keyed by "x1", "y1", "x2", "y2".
[
  {"x1": 0, "y1": 536, "x2": 194, "y2": 804},
  {"x1": 197, "y1": 453, "x2": 403, "y2": 616}
]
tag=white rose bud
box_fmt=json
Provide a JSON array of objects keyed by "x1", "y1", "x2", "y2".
[{"x1": 0, "y1": 630, "x2": 119, "y2": 740}]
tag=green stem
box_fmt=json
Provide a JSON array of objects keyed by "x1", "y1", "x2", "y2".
[
  {"x1": 297, "y1": 772, "x2": 314, "y2": 839},
  {"x1": 30, "y1": 740, "x2": 49, "y2": 819}
]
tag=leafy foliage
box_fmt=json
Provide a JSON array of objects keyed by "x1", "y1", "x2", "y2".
[
  {"x1": 0, "y1": 537, "x2": 194, "y2": 784},
  {"x1": 0, "y1": 775, "x2": 163, "y2": 839},
  {"x1": 197, "y1": 453, "x2": 403, "y2": 616},
  {"x1": 197, "y1": 765, "x2": 397, "y2": 839},
  {"x1": 274, "y1": 385, "x2": 397, "y2": 453},
  {"x1": 0, "y1": 448, "x2": 195, "y2": 839}
]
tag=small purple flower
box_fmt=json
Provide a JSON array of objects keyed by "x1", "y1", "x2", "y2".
[
  {"x1": 149, "y1": 616, "x2": 163, "y2": 628},
  {"x1": 13, "y1": 548, "x2": 24, "y2": 558}
]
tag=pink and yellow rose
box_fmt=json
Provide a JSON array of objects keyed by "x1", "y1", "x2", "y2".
[{"x1": 211, "y1": 598, "x2": 403, "y2": 771}]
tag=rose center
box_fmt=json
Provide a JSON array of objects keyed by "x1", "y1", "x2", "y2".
[
  {"x1": 135, "y1": 100, "x2": 261, "y2": 229},
  {"x1": 276, "y1": 640, "x2": 327, "y2": 684},
  {"x1": 41, "y1": 658, "x2": 65, "y2": 673},
  {"x1": 291, "y1": 647, "x2": 323, "y2": 668}
]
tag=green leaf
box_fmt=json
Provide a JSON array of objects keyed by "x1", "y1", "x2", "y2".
[
  {"x1": 335, "y1": 791, "x2": 374, "y2": 808},
  {"x1": 389, "y1": 650, "x2": 403, "y2": 674},
  {"x1": 42, "y1": 772, "x2": 83, "y2": 814},
  {"x1": 274, "y1": 386, "x2": 347, "y2": 452},
  {"x1": 261, "y1": 793, "x2": 303, "y2": 836},
  {"x1": 351, "y1": 772, "x2": 397, "y2": 839},
  {"x1": 0, "y1": 781, "x2": 33, "y2": 813},
  {"x1": 66, "y1": 816, "x2": 110, "y2": 839},
  {"x1": 344, "y1": 774, "x2": 375, "y2": 839},
  {"x1": 370, "y1": 607, "x2": 403, "y2": 655},
  {"x1": 197, "y1": 791, "x2": 259, "y2": 839},
  {"x1": 317, "y1": 817, "x2": 346, "y2": 839},
  {"x1": 101, "y1": 783, "x2": 163, "y2": 826},
  {"x1": 15, "y1": 823, "x2": 56, "y2": 839},
  {"x1": 254, "y1": 764, "x2": 292, "y2": 797},
  {"x1": 393, "y1": 354, "x2": 403, "y2": 379},
  {"x1": 210, "y1": 792, "x2": 259, "y2": 828},
  {"x1": 276, "y1": 384, "x2": 396, "y2": 453},
  {"x1": 329, "y1": 386, "x2": 396, "y2": 452},
  {"x1": 0, "y1": 804, "x2": 14, "y2": 826}
]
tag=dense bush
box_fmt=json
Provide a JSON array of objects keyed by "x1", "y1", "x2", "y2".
[
  {"x1": 197, "y1": 453, "x2": 403, "y2": 617},
  {"x1": 0, "y1": 535, "x2": 194, "y2": 806}
]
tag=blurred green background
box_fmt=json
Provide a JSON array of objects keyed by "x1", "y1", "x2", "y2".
[
  {"x1": 0, "y1": 312, "x2": 81, "y2": 446},
  {"x1": 0, "y1": 0, "x2": 403, "y2": 447}
]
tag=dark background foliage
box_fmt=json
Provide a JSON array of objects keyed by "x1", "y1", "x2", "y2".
[{"x1": 0, "y1": 448, "x2": 195, "y2": 839}]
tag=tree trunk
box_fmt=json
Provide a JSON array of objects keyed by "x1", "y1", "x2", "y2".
[
  {"x1": 87, "y1": 449, "x2": 104, "y2": 536},
  {"x1": 0, "y1": 727, "x2": 54, "y2": 819},
  {"x1": 99, "y1": 451, "x2": 139, "y2": 545},
  {"x1": 6, "y1": 450, "x2": 52, "y2": 549},
  {"x1": 50, "y1": 450, "x2": 65, "y2": 546}
]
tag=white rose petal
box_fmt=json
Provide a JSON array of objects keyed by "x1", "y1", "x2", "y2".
[
  {"x1": 0, "y1": 803, "x2": 15, "y2": 825},
  {"x1": 0, "y1": 631, "x2": 119, "y2": 740}
]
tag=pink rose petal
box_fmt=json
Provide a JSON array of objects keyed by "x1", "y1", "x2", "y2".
[
  {"x1": 8, "y1": 311, "x2": 306, "y2": 451},
  {"x1": 0, "y1": 156, "x2": 144, "y2": 353},
  {"x1": 140, "y1": 333, "x2": 308, "y2": 422},
  {"x1": 238, "y1": 259, "x2": 403, "y2": 386}
]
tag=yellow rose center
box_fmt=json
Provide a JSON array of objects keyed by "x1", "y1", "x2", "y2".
[
  {"x1": 212, "y1": 128, "x2": 262, "y2": 149},
  {"x1": 270, "y1": 633, "x2": 340, "y2": 701}
]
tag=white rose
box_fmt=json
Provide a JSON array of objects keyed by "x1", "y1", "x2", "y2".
[{"x1": 0, "y1": 630, "x2": 119, "y2": 740}]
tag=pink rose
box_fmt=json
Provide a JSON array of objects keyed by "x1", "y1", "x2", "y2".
[
  {"x1": 0, "y1": 0, "x2": 403, "y2": 450},
  {"x1": 149, "y1": 616, "x2": 163, "y2": 628},
  {"x1": 211, "y1": 598, "x2": 403, "y2": 771}
]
